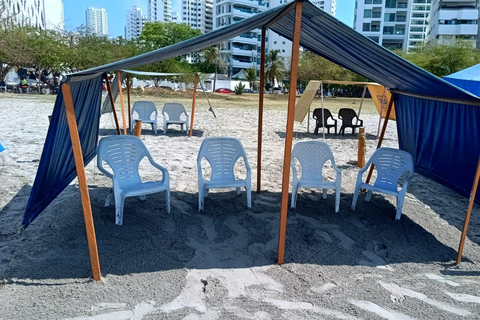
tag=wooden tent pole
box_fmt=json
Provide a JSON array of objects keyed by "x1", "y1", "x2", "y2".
[
  {"x1": 117, "y1": 71, "x2": 127, "y2": 135},
  {"x1": 278, "y1": 0, "x2": 303, "y2": 265},
  {"x1": 127, "y1": 74, "x2": 131, "y2": 130},
  {"x1": 357, "y1": 85, "x2": 367, "y2": 125},
  {"x1": 62, "y1": 83, "x2": 101, "y2": 281},
  {"x1": 257, "y1": 26, "x2": 267, "y2": 193},
  {"x1": 105, "y1": 74, "x2": 121, "y2": 135},
  {"x1": 189, "y1": 73, "x2": 199, "y2": 137},
  {"x1": 366, "y1": 92, "x2": 395, "y2": 185},
  {"x1": 456, "y1": 152, "x2": 480, "y2": 264}
]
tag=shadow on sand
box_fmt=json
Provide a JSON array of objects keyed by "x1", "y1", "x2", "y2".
[
  {"x1": 275, "y1": 130, "x2": 388, "y2": 141},
  {"x1": 99, "y1": 128, "x2": 204, "y2": 137},
  {"x1": 0, "y1": 183, "x2": 464, "y2": 282}
]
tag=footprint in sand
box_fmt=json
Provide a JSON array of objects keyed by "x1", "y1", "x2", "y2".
[
  {"x1": 374, "y1": 241, "x2": 389, "y2": 258},
  {"x1": 315, "y1": 230, "x2": 333, "y2": 243},
  {"x1": 348, "y1": 217, "x2": 371, "y2": 230},
  {"x1": 424, "y1": 274, "x2": 459, "y2": 287},
  {"x1": 331, "y1": 229, "x2": 356, "y2": 250},
  {"x1": 357, "y1": 250, "x2": 394, "y2": 271}
]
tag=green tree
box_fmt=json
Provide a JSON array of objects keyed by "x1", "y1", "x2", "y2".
[
  {"x1": 245, "y1": 68, "x2": 257, "y2": 91},
  {"x1": 397, "y1": 40, "x2": 480, "y2": 77},
  {"x1": 202, "y1": 45, "x2": 227, "y2": 91},
  {"x1": 265, "y1": 50, "x2": 285, "y2": 93}
]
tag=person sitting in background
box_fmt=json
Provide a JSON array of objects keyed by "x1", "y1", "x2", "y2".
[{"x1": 19, "y1": 77, "x2": 29, "y2": 93}]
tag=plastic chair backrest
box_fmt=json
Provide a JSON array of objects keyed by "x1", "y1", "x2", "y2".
[
  {"x1": 198, "y1": 137, "x2": 247, "y2": 182},
  {"x1": 292, "y1": 141, "x2": 335, "y2": 181},
  {"x1": 370, "y1": 148, "x2": 414, "y2": 192},
  {"x1": 97, "y1": 136, "x2": 148, "y2": 189},
  {"x1": 132, "y1": 101, "x2": 157, "y2": 121},
  {"x1": 313, "y1": 108, "x2": 332, "y2": 126},
  {"x1": 163, "y1": 103, "x2": 186, "y2": 121},
  {"x1": 338, "y1": 108, "x2": 357, "y2": 125}
]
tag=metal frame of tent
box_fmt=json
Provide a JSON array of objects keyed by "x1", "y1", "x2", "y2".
[{"x1": 24, "y1": 0, "x2": 480, "y2": 281}]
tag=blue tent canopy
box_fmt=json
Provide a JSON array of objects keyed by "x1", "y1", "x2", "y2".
[
  {"x1": 24, "y1": 0, "x2": 480, "y2": 228},
  {"x1": 444, "y1": 63, "x2": 480, "y2": 98}
]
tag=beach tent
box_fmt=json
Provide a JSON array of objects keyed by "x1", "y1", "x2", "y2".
[
  {"x1": 444, "y1": 63, "x2": 480, "y2": 97},
  {"x1": 294, "y1": 80, "x2": 396, "y2": 138},
  {"x1": 23, "y1": 0, "x2": 480, "y2": 280}
]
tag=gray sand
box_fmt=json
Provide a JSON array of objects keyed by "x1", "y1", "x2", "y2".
[{"x1": 1, "y1": 95, "x2": 480, "y2": 319}]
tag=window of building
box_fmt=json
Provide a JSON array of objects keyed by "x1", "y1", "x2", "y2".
[
  {"x1": 274, "y1": 41, "x2": 277, "y2": 44},
  {"x1": 282, "y1": 41, "x2": 285, "y2": 44},
  {"x1": 384, "y1": 13, "x2": 395, "y2": 22},
  {"x1": 282, "y1": 49, "x2": 285, "y2": 52},
  {"x1": 364, "y1": 9, "x2": 372, "y2": 18},
  {"x1": 363, "y1": 23, "x2": 370, "y2": 31},
  {"x1": 385, "y1": 0, "x2": 396, "y2": 8},
  {"x1": 383, "y1": 26, "x2": 394, "y2": 34}
]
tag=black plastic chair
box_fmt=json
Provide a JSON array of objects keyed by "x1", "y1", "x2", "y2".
[
  {"x1": 313, "y1": 108, "x2": 337, "y2": 135},
  {"x1": 338, "y1": 108, "x2": 363, "y2": 136}
]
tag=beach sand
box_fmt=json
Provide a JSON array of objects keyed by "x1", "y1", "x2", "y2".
[{"x1": 1, "y1": 93, "x2": 480, "y2": 319}]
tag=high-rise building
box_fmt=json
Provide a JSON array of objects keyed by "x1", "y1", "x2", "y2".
[
  {"x1": 0, "y1": 0, "x2": 64, "y2": 30},
  {"x1": 172, "y1": 11, "x2": 180, "y2": 23},
  {"x1": 125, "y1": 6, "x2": 147, "y2": 40},
  {"x1": 148, "y1": 0, "x2": 173, "y2": 22},
  {"x1": 86, "y1": 6, "x2": 108, "y2": 37},
  {"x1": 182, "y1": 0, "x2": 213, "y2": 33},
  {"x1": 353, "y1": 0, "x2": 432, "y2": 52},
  {"x1": 426, "y1": 0, "x2": 479, "y2": 47},
  {"x1": 267, "y1": 0, "x2": 336, "y2": 61}
]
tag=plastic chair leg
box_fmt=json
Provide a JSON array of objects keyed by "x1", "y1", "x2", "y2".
[
  {"x1": 105, "y1": 189, "x2": 113, "y2": 207},
  {"x1": 351, "y1": 187, "x2": 360, "y2": 210},
  {"x1": 322, "y1": 189, "x2": 327, "y2": 199},
  {"x1": 236, "y1": 187, "x2": 241, "y2": 195},
  {"x1": 395, "y1": 196, "x2": 404, "y2": 220},
  {"x1": 166, "y1": 189, "x2": 171, "y2": 213},
  {"x1": 365, "y1": 190, "x2": 373, "y2": 202},
  {"x1": 335, "y1": 188, "x2": 340, "y2": 213},
  {"x1": 246, "y1": 184, "x2": 252, "y2": 209},
  {"x1": 291, "y1": 184, "x2": 299, "y2": 208},
  {"x1": 115, "y1": 195, "x2": 125, "y2": 225}
]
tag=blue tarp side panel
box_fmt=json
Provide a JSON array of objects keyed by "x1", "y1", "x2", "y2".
[
  {"x1": 0, "y1": 142, "x2": 4, "y2": 152},
  {"x1": 67, "y1": 2, "x2": 293, "y2": 80},
  {"x1": 268, "y1": 1, "x2": 479, "y2": 103},
  {"x1": 395, "y1": 94, "x2": 480, "y2": 202},
  {"x1": 23, "y1": 75, "x2": 104, "y2": 228},
  {"x1": 101, "y1": 72, "x2": 125, "y2": 114},
  {"x1": 122, "y1": 70, "x2": 185, "y2": 76}
]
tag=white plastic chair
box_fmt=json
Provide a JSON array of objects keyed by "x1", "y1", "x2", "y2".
[
  {"x1": 291, "y1": 141, "x2": 342, "y2": 212},
  {"x1": 162, "y1": 103, "x2": 189, "y2": 134},
  {"x1": 97, "y1": 135, "x2": 170, "y2": 225},
  {"x1": 130, "y1": 101, "x2": 158, "y2": 134},
  {"x1": 197, "y1": 137, "x2": 251, "y2": 211},
  {"x1": 351, "y1": 147, "x2": 414, "y2": 220}
]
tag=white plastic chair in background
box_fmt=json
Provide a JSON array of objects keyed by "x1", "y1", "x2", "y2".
[
  {"x1": 197, "y1": 137, "x2": 251, "y2": 211},
  {"x1": 130, "y1": 101, "x2": 158, "y2": 134},
  {"x1": 291, "y1": 140, "x2": 342, "y2": 212},
  {"x1": 97, "y1": 135, "x2": 170, "y2": 225},
  {"x1": 351, "y1": 147, "x2": 414, "y2": 220},
  {"x1": 162, "y1": 103, "x2": 189, "y2": 134}
]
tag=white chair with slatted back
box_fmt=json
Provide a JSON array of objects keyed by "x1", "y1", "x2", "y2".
[
  {"x1": 197, "y1": 137, "x2": 251, "y2": 211},
  {"x1": 130, "y1": 101, "x2": 158, "y2": 134},
  {"x1": 291, "y1": 140, "x2": 342, "y2": 212},
  {"x1": 97, "y1": 136, "x2": 170, "y2": 225},
  {"x1": 352, "y1": 147, "x2": 414, "y2": 220},
  {"x1": 162, "y1": 103, "x2": 189, "y2": 134}
]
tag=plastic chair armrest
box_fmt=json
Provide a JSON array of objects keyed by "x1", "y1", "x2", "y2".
[{"x1": 97, "y1": 161, "x2": 114, "y2": 179}]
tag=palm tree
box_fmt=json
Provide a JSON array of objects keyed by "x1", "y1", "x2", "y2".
[
  {"x1": 265, "y1": 50, "x2": 285, "y2": 93},
  {"x1": 245, "y1": 68, "x2": 257, "y2": 91},
  {"x1": 202, "y1": 45, "x2": 227, "y2": 91}
]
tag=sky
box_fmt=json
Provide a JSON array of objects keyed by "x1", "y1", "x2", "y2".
[{"x1": 63, "y1": 0, "x2": 355, "y2": 38}]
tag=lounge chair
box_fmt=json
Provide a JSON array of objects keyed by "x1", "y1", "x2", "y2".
[
  {"x1": 338, "y1": 108, "x2": 363, "y2": 136},
  {"x1": 313, "y1": 108, "x2": 337, "y2": 135},
  {"x1": 197, "y1": 137, "x2": 251, "y2": 211},
  {"x1": 291, "y1": 140, "x2": 342, "y2": 212},
  {"x1": 351, "y1": 147, "x2": 414, "y2": 220},
  {"x1": 130, "y1": 101, "x2": 158, "y2": 134},
  {"x1": 97, "y1": 135, "x2": 170, "y2": 225},
  {"x1": 162, "y1": 103, "x2": 189, "y2": 134}
]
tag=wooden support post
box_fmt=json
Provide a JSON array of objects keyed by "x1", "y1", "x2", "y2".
[
  {"x1": 105, "y1": 74, "x2": 121, "y2": 135},
  {"x1": 278, "y1": 0, "x2": 303, "y2": 265},
  {"x1": 62, "y1": 83, "x2": 101, "y2": 281},
  {"x1": 456, "y1": 153, "x2": 480, "y2": 264},
  {"x1": 366, "y1": 92, "x2": 395, "y2": 185},
  {"x1": 117, "y1": 71, "x2": 127, "y2": 135},
  {"x1": 357, "y1": 85, "x2": 367, "y2": 125},
  {"x1": 189, "y1": 74, "x2": 199, "y2": 137},
  {"x1": 358, "y1": 127, "x2": 366, "y2": 168},
  {"x1": 127, "y1": 74, "x2": 131, "y2": 130},
  {"x1": 133, "y1": 120, "x2": 142, "y2": 138},
  {"x1": 257, "y1": 26, "x2": 267, "y2": 193}
]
